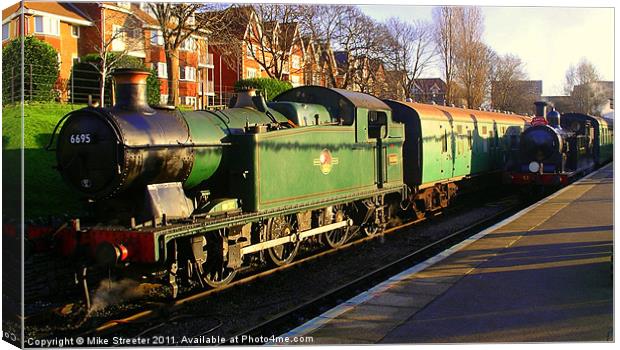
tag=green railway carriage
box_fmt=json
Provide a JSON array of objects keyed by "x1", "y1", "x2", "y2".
[
  {"x1": 593, "y1": 115, "x2": 613, "y2": 165},
  {"x1": 559, "y1": 113, "x2": 613, "y2": 166},
  {"x1": 385, "y1": 100, "x2": 530, "y2": 212}
]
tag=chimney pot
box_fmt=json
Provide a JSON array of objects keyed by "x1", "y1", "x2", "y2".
[{"x1": 112, "y1": 68, "x2": 154, "y2": 113}]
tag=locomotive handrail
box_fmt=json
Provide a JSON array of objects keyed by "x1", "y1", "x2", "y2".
[
  {"x1": 45, "y1": 108, "x2": 123, "y2": 151},
  {"x1": 122, "y1": 142, "x2": 232, "y2": 149},
  {"x1": 44, "y1": 111, "x2": 76, "y2": 151}
]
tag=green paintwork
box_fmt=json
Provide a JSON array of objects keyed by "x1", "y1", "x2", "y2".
[
  {"x1": 228, "y1": 110, "x2": 404, "y2": 212},
  {"x1": 419, "y1": 117, "x2": 526, "y2": 185},
  {"x1": 182, "y1": 107, "x2": 289, "y2": 188},
  {"x1": 597, "y1": 118, "x2": 613, "y2": 164},
  {"x1": 267, "y1": 102, "x2": 332, "y2": 126}
]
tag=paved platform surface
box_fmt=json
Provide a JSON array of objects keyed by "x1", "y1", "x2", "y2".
[{"x1": 282, "y1": 163, "x2": 613, "y2": 344}]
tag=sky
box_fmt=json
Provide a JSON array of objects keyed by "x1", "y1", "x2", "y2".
[{"x1": 358, "y1": 4, "x2": 614, "y2": 96}]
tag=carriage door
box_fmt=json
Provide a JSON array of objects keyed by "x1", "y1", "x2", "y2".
[
  {"x1": 439, "y1": 122, "x2": 454, "y2": 178},
  {"x1": 368, "y1": 110, "x2": 388, "y2": 188}
]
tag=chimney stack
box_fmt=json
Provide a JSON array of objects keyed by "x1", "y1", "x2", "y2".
[
  {"x1": 112, "y1": 68, "x2": 154, "y2": 113},
  {"x1": 534, "y1": 101, "x2": 548, "y2": 118},
  {"x1": 234, "y1": 88, "x2": 257, "y2": 109}
]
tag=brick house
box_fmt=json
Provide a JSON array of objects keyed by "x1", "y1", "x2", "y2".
[
  {"x1": 332, "y1": 51, "x2": 387, "y2": 96},
  {"x1": 278, "y1": 22, "x2": 304, "y2": 87},
  {"x1": 2, "y1": 2, "x2": 92, "y2": 88},
  {"x1": 76, "y1": 2, "x2": 215, "y2": 108},
  {"x1": 209, "y1": 6, "x2": 306, "y2": 100},
  {"x1": 3, "y1": 1, "x2": 216, "y2": 108},
  {"x1": 412, "y1": 78, "x2": 447, "y2": 104}
]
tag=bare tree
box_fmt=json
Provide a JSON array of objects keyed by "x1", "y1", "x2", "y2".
[
  {"x1": 490, "y1": 54, "x2": 532, "y2": 113},
  {"x1": 299, "y1": 5, "x2": 386, "y2": 91},
  {"x1": 432, "y1": 6, "x2": 461, "y2": 105},
  {"x1": 384, "y1": 17, "x2": 434, "y2": 99},
  {"x1": 239, "y1": 4, "x2": 304, "y2": 79},
  {"x1": 298, "y1": 5, "x2": 347, "y2": 88},
  {"x1": 452, "y1": 6, "x2": 491, "y2": 109},
  {"x1": 564, "y1": 59, "x2": 606, "y2": 114},
  {"x1": 83, "y1": 11, "x2": 142, "y2": 106},
  {"x1": 148, "y1": 3, "x2": 230, "y2": 105}
]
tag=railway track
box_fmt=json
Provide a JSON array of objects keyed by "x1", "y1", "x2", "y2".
[
  {"x1": 24, "y1": 189, "x2": 534, "y2": 341},
  {"x1": 229, "y1": 202, "x2": 523, "y2": 343},
  {"x1": 72, "y1": 193, "x2": 527, "y2": 339}
]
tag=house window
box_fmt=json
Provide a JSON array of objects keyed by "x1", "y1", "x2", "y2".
[
  {"x1": 157, "y1": 62, "x2": 168, "y2": 78},
  {"x1": 246, "y1": 44, "x2": 253, "y2": 57},
  {"x1": 184, "y1": 96, "x2": 196, "y2": 106},
  {"x1": 291, "y1": 55, "x2": 300, "y2": 69},
  {"x1": 71, "y1": 25, "x2": 79, "y2": 37},
  {"x1": 140, "y1": 3, "x2": 157, "y2": 17},
  {"x1": 160, "y1": 94, "x2": 168, "y2": 104},
  {"x1": 180, "y1": 37, "x2": 196, "y2": 51},
  {"x1": 2, "y1": 22, "x2": 9, "y2": 41},
  {"x1": 291, "y1": 75, "x2": 300, "y2": 86},
  {"x1": 34, "y1": 16, "x2": 59, "y2": 35},
  {"x1": 179, "y1": 66, "x2": 196, "y2": 81},
  {"x1": 246, "y1": 68, "x2": 257, "y2": 78},
  {"x1": 111, "y1": 25, "x2": 125, "y2": 51},
  {"x1": 151, "y1": 30, "x2": 163, "y2": 46},
  {"x1": 187, "y1": 14, "x2": 195, "y2": 25}
]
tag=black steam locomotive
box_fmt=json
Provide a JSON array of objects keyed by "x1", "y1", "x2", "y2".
[{"x1": 506, "y1": 101, "x2": 613, "y2": 187}]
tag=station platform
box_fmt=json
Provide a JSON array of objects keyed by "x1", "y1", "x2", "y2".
[{"x1": 281, "y1": 163, "x2": 614, "y2": 343}]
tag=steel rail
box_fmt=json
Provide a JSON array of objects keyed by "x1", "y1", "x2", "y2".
[
  {"x1": 79, "y1": 194, "x2": 522, "y2": 337},
  {"x1": 228, "y1": 203, "x2": 523, "y2": 343}
]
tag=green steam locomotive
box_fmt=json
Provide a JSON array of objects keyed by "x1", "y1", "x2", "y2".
[{"x1": 53, "y1": 69, "x2": 529, "y2": 299}]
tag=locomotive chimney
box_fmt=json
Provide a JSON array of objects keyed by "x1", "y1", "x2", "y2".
[
  {"x1": 234, "y1": 87, "x2": 257, "y2": 109},
  {"x1": 534, "y1": 101, "x2": 548, "y2": 118},
  {"x1": 112, "y1": 68, "x2": 154, "y2": 113}
]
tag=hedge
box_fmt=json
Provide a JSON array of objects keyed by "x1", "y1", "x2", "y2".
[
  {"x1": 2, "y1": 36, "x2": 60, "y2": 103},
  {"x1": 234, "y1": 78, "x2": 293, "y2": 101},
  {"x1": 70, "y1": 53, "x2": 161, "y2": 106}
]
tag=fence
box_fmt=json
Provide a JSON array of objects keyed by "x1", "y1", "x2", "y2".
[{"x1": 2, "y1": 63, "x2": 111, "y2": 106}]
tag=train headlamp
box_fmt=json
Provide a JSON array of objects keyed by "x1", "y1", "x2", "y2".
[{"x1": 528, "y1": 161, "x2": 541, "y2": 173}]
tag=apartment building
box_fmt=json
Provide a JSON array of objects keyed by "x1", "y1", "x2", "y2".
[
  {"x1": 2, "y1": 2, "x2": 92, "y2": 82},
  {"x1": 76, "y1": 2, "x2": 216, "y2": 108},
  {"x1": 2, "y1": 1, "x2": 216, "y2": 108}
]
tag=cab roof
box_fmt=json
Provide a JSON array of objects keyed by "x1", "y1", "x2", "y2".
[{"x1": 274, "y1": 86, "x2": 391, "y2": 111}]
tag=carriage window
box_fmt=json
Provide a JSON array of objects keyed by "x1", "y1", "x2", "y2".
[
  {"x1": 467, "y1": 130, "x2": 473, "y2": 149},
  {"x1": 482, "y1": 126, "x2": 488, "y2": 135},
  {"x1": 457, "y1": 125, "x2": 463, "y2": 134},
  {"x1": 368, "y1": 110, "x2": 388, "y2": 139}
]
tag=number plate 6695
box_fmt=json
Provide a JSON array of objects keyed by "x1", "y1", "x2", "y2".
[{"x1": 70, "y1": 133, "x2": 92, "y2": 144}]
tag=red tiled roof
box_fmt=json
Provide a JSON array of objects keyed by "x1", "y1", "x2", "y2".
[
  {"x1": 129, "y1": 4, "x2": 157, "y2": 26},
  {"x1": 3, "y1": 1, "x2": 92, "y2": 22}
]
